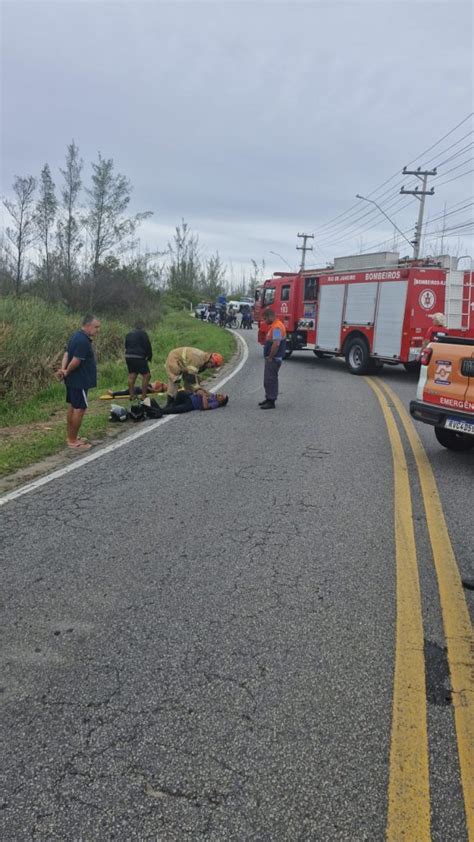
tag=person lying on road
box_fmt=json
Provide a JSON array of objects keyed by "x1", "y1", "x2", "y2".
[{"x1": 162, "y1": 389, "x2": 229, "y2": 414}]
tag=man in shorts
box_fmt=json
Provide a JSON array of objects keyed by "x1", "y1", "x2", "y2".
[
  {"x1": 57, "y1": 314, "x2": 101, "y2": 450},
  {"x1": 125, "y1": 320, "x2": 153, "y2": 401}
]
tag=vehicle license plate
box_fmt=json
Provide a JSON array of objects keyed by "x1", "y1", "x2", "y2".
[{"x1": 445, "y1": 417, "x2": 474, "y2": 436}]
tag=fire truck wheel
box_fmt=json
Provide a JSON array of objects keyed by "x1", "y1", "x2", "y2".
[
  {"x1": 434, "y1": 426, "x2": 474, "y2": 451},
  {"x1": 345, "y1": 336, "x2": 370, "y2": 375}
]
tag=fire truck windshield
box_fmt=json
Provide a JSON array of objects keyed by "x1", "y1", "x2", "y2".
[
  {"x1": 263, "y1": 287, "x2": 276, "y2": 306},
  {"x1": 304, "y1": 277, "x2": 318, "y2": 301}
]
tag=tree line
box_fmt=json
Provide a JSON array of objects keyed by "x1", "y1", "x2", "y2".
[{"x1": 1, "y1": 141, "x2": 263, "y2": 317}]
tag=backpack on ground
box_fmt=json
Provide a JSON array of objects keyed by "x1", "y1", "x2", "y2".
[
  {"x1": 129, "y1": 403, "x2": 146, "y2": 422},
  {"x1": 142, "y1": 397, "x2": 163, "y2": 419}
]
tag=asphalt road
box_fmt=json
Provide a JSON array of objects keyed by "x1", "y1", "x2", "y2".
[{"x1": 1, "y1": 332, "x2": 472, "y2": 841}]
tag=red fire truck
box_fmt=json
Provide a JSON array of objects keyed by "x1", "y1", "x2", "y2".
[{"x1": 257, "y1": 252, "x2": 474, "y2": 374}]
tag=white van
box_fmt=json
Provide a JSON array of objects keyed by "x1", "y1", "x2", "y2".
[{"x1": 227, "y1": 300, "x2": 251, "y2": 314}]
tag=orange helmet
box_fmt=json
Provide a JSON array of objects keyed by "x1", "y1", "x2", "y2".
[{"x1": 210, "y1": 352, "x2": 224, "y2": 367}]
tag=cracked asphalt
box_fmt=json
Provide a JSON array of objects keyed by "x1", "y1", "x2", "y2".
[{"x1": 1, "y1": 335, "x2": 472, "y2": 841}]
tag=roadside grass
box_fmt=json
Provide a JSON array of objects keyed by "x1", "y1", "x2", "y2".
[{"x1": 0, "y1": 312, "x2": 235, "y2": 477}]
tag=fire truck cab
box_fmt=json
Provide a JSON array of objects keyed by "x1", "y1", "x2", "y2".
[{"x1": 257, "y1": 252, "x2": 473, "y2": 374}]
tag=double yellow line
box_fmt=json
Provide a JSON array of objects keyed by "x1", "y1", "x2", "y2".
[{"x1": 366, "y1": 378, "x2": 474, "y2": 841}]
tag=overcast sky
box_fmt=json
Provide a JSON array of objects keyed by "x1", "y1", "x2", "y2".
[{"x1": 1, "y1": 0, "x2": 473, "y2": 281}]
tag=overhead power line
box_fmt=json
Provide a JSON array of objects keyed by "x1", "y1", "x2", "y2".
[
  {"x1": 434, "y1": 139, "x2": 474, "y2": 168},
  {"x1": 436, "y1": 168, "x2": 474, "y2": 188},
  {"x1": 313, "y1": 113, "x2": 473, "y2": 242},
  {"x1": 432, "y1": 157, "x2": 473, "y2": 180}
]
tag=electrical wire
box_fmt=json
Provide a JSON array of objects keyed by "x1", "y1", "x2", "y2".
[
  {"x1": 422, "y1": 132, "x2": 474, "y2": 167},
  {"x1": 422, "y1": 202, "x2": 474, "y2": 228},
  {"x1": 314, "y1": 113, "x2": 474, "y2": 240},
  {"x1": 435, "y1": 169, "x2": 474, "y2": 188},
  {"x1": 431, "y1": 157, "x2": 474, "y2": 180}
]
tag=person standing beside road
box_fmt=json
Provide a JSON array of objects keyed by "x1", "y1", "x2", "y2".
[
  {"x1": 125, "y1": 320, "x2": 153, "y2": 402},
  {"x1": 165, "y1": 347, "x2": 224, "y2": 405},
  {"x1": 57, "y1": 314, "x2": 101, "y2": 450},
  {"x1": 259, "y1": 308, "x2": 287, "y2": 410}
]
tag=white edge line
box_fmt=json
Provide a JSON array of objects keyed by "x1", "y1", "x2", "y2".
[{"x1": 0, "y1": 330, "x2": 249, "y2": 508}]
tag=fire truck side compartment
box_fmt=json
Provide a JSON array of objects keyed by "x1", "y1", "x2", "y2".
[
  {"x1": 373, "y1": 280, "x2": 408, "y2": 358},
  {"x1": 344, "y1": 282, "x2": 378, "y2": 325},
  {"x1": 316, "y1": 284, "x2": 346, "y2": 351}
]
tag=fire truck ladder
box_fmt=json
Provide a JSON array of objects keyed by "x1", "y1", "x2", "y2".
[{"x1": 445, "y1": 259, "x2": 473, "y2": 331}]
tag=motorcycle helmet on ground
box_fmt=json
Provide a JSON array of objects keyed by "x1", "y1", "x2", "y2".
[{"x1": 109, "y1": 404, "x2": 128, "y2": 422}]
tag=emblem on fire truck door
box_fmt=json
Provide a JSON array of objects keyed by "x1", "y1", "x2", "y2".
[
  {"x1": 419, "y1": 289, "x2": 436, "y2": 310},
  {"x1": 281, "y1": 302, "x2": 288, "y2": 313}
]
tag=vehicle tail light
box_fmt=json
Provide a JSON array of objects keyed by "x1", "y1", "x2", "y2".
[{"x1": 420, "y1": 347, "x2": 432, "y2": 366}]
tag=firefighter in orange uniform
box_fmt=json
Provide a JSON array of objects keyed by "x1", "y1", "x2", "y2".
[{"x1": 259, "y1": 309, "x2": 287, "y2": 409}]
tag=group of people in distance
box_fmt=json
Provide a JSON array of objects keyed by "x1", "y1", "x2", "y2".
[
  {"x1": 200, "y1": 302, "x2": 253, "y2": 328},
  {"x1": 57, "y1": 316, "x2": 227, "y2": 451}
]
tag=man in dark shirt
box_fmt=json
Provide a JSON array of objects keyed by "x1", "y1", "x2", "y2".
[
  {"x1": 57, "y1": 314, "x2": 101, "y2": 450},
  {"x1": 124, "y1": 320, "x2": 153, "y2": 401}
]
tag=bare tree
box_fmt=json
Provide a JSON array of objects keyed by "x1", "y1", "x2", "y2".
[
  {"x1": 167, "y1": 220, "x2": 202, "y2": 303},
  {"x1": 57, "y1": 140, "x2": 83, "y2": 286},
  {"x1": 0, "y1": 230, "x2": 15, "y2": 292},
  {"x1": 2, "y1": 175, "x2": 37, "y2": 293},
  {"x1": 84, "y1": 153, "x2": 152, "y2": 278},
  {"x1": 200, "y1": 251, "x2": 227, "y2": 300},
  {"x1": 248, "y1": 257, "x2": 266, "y2": 294},
  {"x1": 34, "y1": 163, "x2": 57, "y2": 289}
]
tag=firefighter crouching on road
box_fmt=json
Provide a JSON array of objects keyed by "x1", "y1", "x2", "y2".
[
  {"x1": 259, "y1": 309, "x2": 287, "y2": 410},
  {"x1": 165, "y1": 347, "x2": 224, "y2": 405}
]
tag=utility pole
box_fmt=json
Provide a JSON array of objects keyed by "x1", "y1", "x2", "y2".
[
  {"x1": 400, "y1": 167, "x2": 437, "y2": 259},
  {"x1": 297, "y1": 232, "x2": 314, "y2": 270}
]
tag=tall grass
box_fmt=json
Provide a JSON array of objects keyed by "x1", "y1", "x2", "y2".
[
  {"x1": 0, "y1": 296, "x2": 127, "y2": 400},
  {"x1": 0, "y1": 299, "x2": 235, "y2": 432}
]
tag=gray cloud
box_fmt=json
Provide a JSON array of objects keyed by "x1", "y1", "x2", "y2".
[{"x1": 2, "y1": 1, "x2": 473, "y2": 276}]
